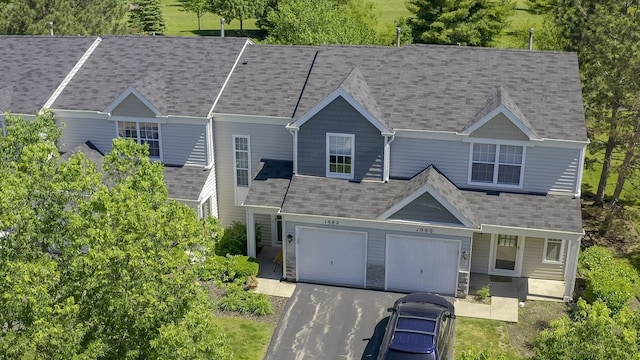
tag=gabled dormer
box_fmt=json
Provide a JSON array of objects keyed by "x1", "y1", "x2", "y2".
[
  {"x1": 287, "y1": 67, "x2": 394, "y2": 182},
  {"x1": 462, "y1": 87, "x2": 538, "y2": 190},
  {"x1": 378, "y1": 166, "x2": 476, "y2": 227},
  {"x1": 105, "y1": 83, "x2": 166, "y2": 161}
]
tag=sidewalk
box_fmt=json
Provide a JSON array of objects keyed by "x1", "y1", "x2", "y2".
[
  {"x1": 455, "y1": 281, "x2": 520, "y2": 322},
  {"x1": 253, "y1": 277, "x2": 297, "y2": 298}
]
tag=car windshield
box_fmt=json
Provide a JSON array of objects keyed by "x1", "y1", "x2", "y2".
[{"x1": 389, "y1": 317, "x2": 436, "y2": 354}]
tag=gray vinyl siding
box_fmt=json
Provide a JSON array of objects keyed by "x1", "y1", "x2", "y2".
[
  {"x1": 469, "y1": 113, "x2": 529, "y2": 141},
  {"x1": 390, "y1": 193, "x2": 462, "y2": 225},
  {"x1": 58, "y1": 117, "x2": 115, "y2": 153},
  {"x1": 161, "y1": 123, "x2": 207, "y2": 165},
  {"x1": 214, "y1": 120, "x2": 292, "y2": 226},
  {"x1": 255, "y1": 213, "x2": 272, "y2": 246},
  {"x1": 200, "y1": 167, "x2": 218, "y2": 218},
  {"x1": 111, "y1": 94, "x2": 157, "y2": 118},
  {"x1": 521, "y1": 237, "x2": 565, "y2": 280},
  {"x1": 470, "y1": 233, "x2": 491, "y2": 273},
  {"x1": 524, "y1": 147, "x2": 580, "y2": 194},
  {"x1": 390, "y1": 137, "x2": 469, "y2": 184},
  {"x1": 297, "y1": 97, "x2": 383, "y2": 181}
]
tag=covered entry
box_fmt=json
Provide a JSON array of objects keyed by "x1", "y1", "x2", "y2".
[
  {"x1": 295, "y1": 227, "x2": 367, "y2": 287},
  {"x1": 385, "y1": 234, "x2": 460, "y2": 295}
]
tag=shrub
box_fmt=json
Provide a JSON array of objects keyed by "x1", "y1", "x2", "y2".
[
  {"x1": 578, "y1": 246, "x2": 638, "y2": 313},
  {"x1": 476, "y1": 285, "x2": 491, "y2": 302},
  {"x1": 225, "y1": 255, "x2": 259, "y2": 281},
  {"x1": 458, "y1": 349, "x2": 507, "y2": 360},
  {"x1": 196, "y1": 255, "x2": 259, "y2": 282},
  {"x1": 214, "y1": 222, "x2": 261, "y2": 256},
  {"x1": 217, "y1": 285, "x2": 273, "y2": 316}
]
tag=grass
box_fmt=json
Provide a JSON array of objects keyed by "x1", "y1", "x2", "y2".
[
  {"x1": 211, "y1": 316, "x2": 274, "y2": 360},
  {"x1": 455, "y1": 318, "x2": 522, "y2": 359}
]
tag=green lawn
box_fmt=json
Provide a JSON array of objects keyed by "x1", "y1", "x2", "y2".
[
  {"x1": 161, "y1": 0, "x2": 260, "y2": 37},
  {"x1": 455, "y1": 318, "x2": 522, "y2": 359},
  {"x1": 212, "y1": 316, "x2": 274, "y2": 360}
]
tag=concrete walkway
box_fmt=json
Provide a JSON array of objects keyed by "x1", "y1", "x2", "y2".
[
  {"x1": 454, "y1": 296, "x2": 519, "y2": 322},
  {"x1": 253, "y1": 277, "x2": 297, "y2": 298}
]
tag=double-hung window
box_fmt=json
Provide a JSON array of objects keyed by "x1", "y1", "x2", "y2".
[
  {"x1": 117, "y1": 121, "x2": 161, "y2": 159},
  {"x1": 234, "y1": 135, "x2": 250, "y2": 187},
  {"x1": 543, "y1": 239, "x2": 564, "y2": 263},
  {"x1": 470, "y1": 143, "x2": 524, "y2": 186},
  {"x1": 326, "y1": 133, "x2": 354, "y2": 179}
]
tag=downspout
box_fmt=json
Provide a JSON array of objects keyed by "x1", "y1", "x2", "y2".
[
  {"x1": 575, "y1": 144, "x2": 587, "y2": 197},
  {"x1": 565, "y1": 236, "x2": 582, "y2": 302},
  {"x1": 383, "y1": 133, "x2": 395, "y2": 182}
]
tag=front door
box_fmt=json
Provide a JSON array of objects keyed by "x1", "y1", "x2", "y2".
[{"x1": 490, "y1": 234, "x2": 524, "y2": 276}]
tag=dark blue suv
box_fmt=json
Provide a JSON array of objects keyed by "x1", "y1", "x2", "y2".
[{"x1": 378, "y1": 293, "x2": 456, "y2": 360}]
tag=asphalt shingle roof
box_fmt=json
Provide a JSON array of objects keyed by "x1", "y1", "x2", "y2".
[
  {"x1": 53, "y1": 36, "x2": 248, "y2": 117},
  {"x1": 0, "y1": 36, "x2": 97, "y2": 114},
  {"x1": 217, "y1": 44, "x2": 586, "y2": 141},
  {"x1": 243, "y1": 159, "x2": 293, "y2": 208},
  {"x1": 465, "y1": 86, "x2": 538, "y2": 137}
]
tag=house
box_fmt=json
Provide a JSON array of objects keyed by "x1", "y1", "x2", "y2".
[{"x1": 0, "y1": 36, "x2": 587, "y2": 300}]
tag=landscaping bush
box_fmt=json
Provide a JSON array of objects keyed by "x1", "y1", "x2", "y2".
[
  {"x1": 217, "y1": 284, "x2": 273, "y2": 316},
  {"x1": 196, "y1": 254, "x2": 259, "y2": 282},
  {"x1": 578, "y1": 246, "x2": 638, "y2": 313},
  {"x1": 214, "y1": 221, "x2": 261, "y2": 256},
  {"x1": 458, "y1": 349, "x2": 507, "y2": 360}
]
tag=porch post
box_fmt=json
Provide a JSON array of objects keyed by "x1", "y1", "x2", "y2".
[
  {"x1": 246, "y1": 210, "x2": 256, "y2": 257},
  {"x1": 564, "y1": 236, "x2": 582, "y2": 301}
]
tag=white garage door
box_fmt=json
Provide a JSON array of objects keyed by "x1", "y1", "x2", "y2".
[
  {"x1": 386, "y1": 234, "x2": 460, "y2": 295},
  {"x1": 296, "y1": 227, "x2": 367, "y2": 287}
]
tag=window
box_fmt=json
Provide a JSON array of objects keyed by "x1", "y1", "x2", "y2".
[
  {"x1": 470, "y1": 143, "x2": 524, "y2": 186},
  {"x1": 117, "y1": 121, "x2": 161, "y2": 158},
  {"x1": 497, "y1": 234, "x2": 518, "y2": 247},
  {"x1": 543, "y1": 239, "x2": 564, "y2": 263},
  {"x1": 326, "y1": 133, "x2": 354, "y2": 179},
  {"x1": 234, "y1": 135, "x2": 250, "y2": 187}
]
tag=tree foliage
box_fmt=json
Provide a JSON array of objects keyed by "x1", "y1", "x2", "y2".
[
  {"x1": 264, "y1": 0, "x2": 379, "y2": 45},
  {"x1": 0, "y1": 112, "x2": 231, "y2": 359},
  {"x1": 129, "y1": 0, "x2": 167, "y2": 35},
  {"x1": 210, "y1": 0, "x2": 265, "y2": 30},
  {"x1": 180, "y1": 0, "x2": 210, "y2": 31},
  {"x1": 0, "y1": 0, "x2": 130, "y2": 35},
  {"x1": 406, "y1": 0, "x2": 516, "y2": 46},
  {"x1": 532, "y1": 299, "x2": 640, "y2": 360}
]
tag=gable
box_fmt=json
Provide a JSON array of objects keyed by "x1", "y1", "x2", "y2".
[
  {"x1": 111, "y1": 93, "x2": 158, "y2": 118},
  {"x1": 389, "y1": 192, "x2": 463, "y2": 225},
  {"x1": 469, "y1": 112, "x2": 529, "y2": 141}
]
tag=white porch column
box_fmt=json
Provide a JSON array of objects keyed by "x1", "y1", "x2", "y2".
[
  {"x1": 564, "y1": 236, "x2": 582, "y2": 301},
  {"x1": 246, "y1": 210, "x2": 256, "y2": 257}
]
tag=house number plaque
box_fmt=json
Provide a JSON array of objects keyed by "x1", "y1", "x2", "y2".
[{"x1": 416, "y1": 227, "x2": 433, "y2": 233}]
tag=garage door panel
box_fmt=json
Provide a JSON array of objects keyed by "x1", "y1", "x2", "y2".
[
  {"x1": 386, "y1": 235, "x2": 459, "y2": 295},
  {"x1": 296, "y1": 227, "x2": 366, "y2": 287}
]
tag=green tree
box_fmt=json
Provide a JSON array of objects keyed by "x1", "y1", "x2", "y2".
[
  {"x1": 532, "y1": 299, "x2": 640, "y2": 360},
  {"x1": 129, "y1": 0, "x2": 167, "y2": 35},
  {"x1": 180, "y1": 0, "x2": 210, "y2": 31},
  {"x1": 210, "y1": 0, "x2": 265, "y2": 31},
  {"x1": 264, "y1": 0, "x2": 379, "y2": 45},
  {"x1": 0, "y1": 112, "x2": 231, "y2": 359},
  {"x1": 0, "y1": 0, "x2": 129, "y2": 35},
  {"x1": 406, "y1": 0, "x2": 516, "y2": 46}
]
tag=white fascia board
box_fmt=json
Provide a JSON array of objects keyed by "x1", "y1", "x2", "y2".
[
  {"x1": 289, "y1": 88, "x2": 390, "y2": 134},
  {"x1": 378, "y1": 183, "x2": 475, "y2": 227},
  {"x1": 208, "y1": 39, "x2": 252, "y2": 118},
  {"x1": 280, "y1": 212, "x2": 475, "y2": 238},
  {"x1": 478, "y1": 224, "x2": 584, "y2": 239},
  {"x1": 242, "y1": 205, "x2": 281, "y2": 214},
  {"x1": 462, "y1": 105, "x2": 540, "y2": 140},
  {"x1": 103, "y1": 86, "x2": 164, "y2": 117},
  {"x1": 213, "y1": 113, "x2": 292, "y2": 125},
  {"x1": 42, "y1": 37, "x2": 102, "y2": 111},
  {"x1": 393, "y1": 129, "x2": 589, "y2": 149}
]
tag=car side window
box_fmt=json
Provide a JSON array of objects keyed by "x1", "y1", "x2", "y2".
[{"x1": 438, "y1": 315, "x2": 448, "y2": 355}]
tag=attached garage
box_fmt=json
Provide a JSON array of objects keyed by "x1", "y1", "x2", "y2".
[
  {"x1": 295, "y1": 227, "x2": 367, "y2": 287},
  {"x1": 386, "y1": 234, "x2": 460, "y2": 295}
]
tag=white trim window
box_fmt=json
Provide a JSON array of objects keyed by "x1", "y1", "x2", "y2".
[
  {"x1": 469, "y1": 143, "x2": 524, "y2": 187},
  {"x1": 543, "y1": 239, "x2": 564, "y2": 264},
  {"x1": 117, "y1": 121, "x2": 161, "y2": 159},
  {"x1": 326, "y1": 133, "x2": 354, "y2": 179},
  {"x1": 233, "y1": 135, "x2": 250, "y2": 187}
]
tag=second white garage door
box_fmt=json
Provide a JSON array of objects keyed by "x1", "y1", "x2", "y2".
[
  {"x1": 386, "y1": 234, "x2": 460, "y2": 295},
  {"x1": 296, "y1": 227, "x2": 367, "y2": 287}
]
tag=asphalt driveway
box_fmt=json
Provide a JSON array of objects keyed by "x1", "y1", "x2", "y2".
[{"x1": 264, "y1": 283, "x2": 405, "y2": 360}]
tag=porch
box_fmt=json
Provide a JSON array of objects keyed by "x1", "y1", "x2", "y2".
[{"x1": 468, "y1": 273, "x2": 566, "y2": 302}]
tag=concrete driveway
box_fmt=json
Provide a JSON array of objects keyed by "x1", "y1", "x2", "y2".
[{"x1": 264, "y1": 283, "x2": 405, "y2": 360}]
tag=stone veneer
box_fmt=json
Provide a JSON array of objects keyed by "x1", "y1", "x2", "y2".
[
  {"x1": 285, "y1": 255, "x2": 296, "y2": 280},
  {"x1": 366, "y1": 264, "x2": 385, "y2": 289},
  {"x1": 457, "y1": 271, "x2": 470, "y2": 298}
]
